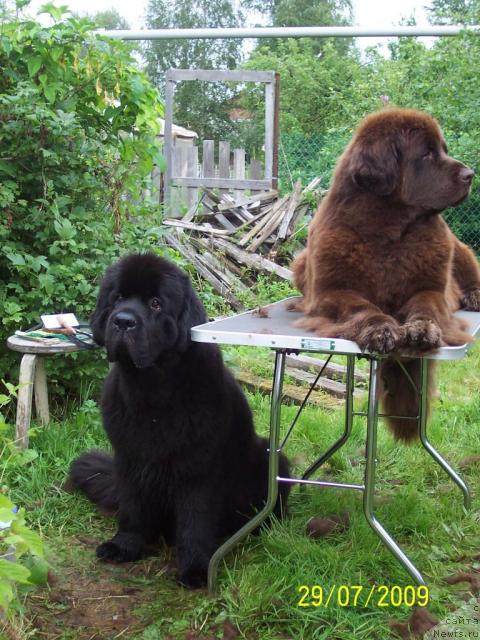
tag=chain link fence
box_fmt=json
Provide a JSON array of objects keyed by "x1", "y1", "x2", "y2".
[{"x1": 279, "y1": 133, "x2": 480, "y2": 252}]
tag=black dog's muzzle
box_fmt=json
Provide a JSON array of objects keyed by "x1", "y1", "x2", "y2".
[{"x1": 112, "y1": 310, "x2": 137, "y2": 332}]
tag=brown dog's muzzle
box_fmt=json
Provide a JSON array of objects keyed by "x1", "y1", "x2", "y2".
[{"x1": 459, "y1": 166, "x2": 474, "y2": 185}]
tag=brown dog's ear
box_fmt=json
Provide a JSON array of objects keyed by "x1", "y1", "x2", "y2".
[{"x1": 349, "y1": 138, "x2": 400, "y2": 196}]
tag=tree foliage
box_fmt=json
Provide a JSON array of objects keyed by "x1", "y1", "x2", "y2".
[
  {"x1": 244, "y1": 0, "x2": 352, "y2": 28},
  {"x1": 143, "y1": 0, "x2": 243, "y2": 140},
  {"x1": 0, "y1": 4, "x2": 164, "y2": 390},
  {"x1": 79, "y1": 7, "x2": 130, "y2": 30},
  {"x1": 428, "y1": 0, "x2": 480, "y2": 24}
]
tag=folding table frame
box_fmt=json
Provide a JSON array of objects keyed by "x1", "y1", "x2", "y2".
[{"x1": 191, "y1": 298, "x2": 480, "y2": 594}]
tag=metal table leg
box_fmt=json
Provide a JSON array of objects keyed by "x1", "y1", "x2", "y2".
[
  {"x1": 302, "y1": 355, "x2": 355, "y2": 480},
  {"x1": 207, "y1": 349, "x2": 286, "y2": 594},
  {"x1": 418, "y1": 359, "x2": 471, "y2": 509},
  {"x1": 363, "y1": 358, "x2": 426, "y2": 586}
]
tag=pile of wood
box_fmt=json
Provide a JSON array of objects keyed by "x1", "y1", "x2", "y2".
[
  {"x1": 237, "y1": 353, "x2": 367, "y2": 406},
  {"x1": 163, "y1": 178, "x2": 323, "y2": 310}
]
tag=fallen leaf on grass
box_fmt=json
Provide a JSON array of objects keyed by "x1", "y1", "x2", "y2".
[
  {"x1": 223, "y1": 619, "x2": 240, "y2": 639},
  {"x1": 76, "y1": 535, "x2": 98, "y2": 546},
  {"x1": 306, "y1": 512, "x2": 350, "y2": 538},
  {"x1": 444, "y1": 572, "x2": 480, "y2": 593},
  {"x1": 391, "y1": 607, "x2": 439, "y2": 639},
  {"x1": 458, "y1": 455, "x2": 480, "y2": 470}
]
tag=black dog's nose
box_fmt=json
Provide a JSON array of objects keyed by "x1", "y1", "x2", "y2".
[
  {"x1": 113, "y1": 311, "x2": 137, "y2": 331},
  {"x1": 460, "y1": 167, "x2": 475, "y2": 183}
]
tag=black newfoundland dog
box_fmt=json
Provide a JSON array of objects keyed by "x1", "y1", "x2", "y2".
[{"x1": 69, "y1": 253, "x2": 290, "y2": 588}]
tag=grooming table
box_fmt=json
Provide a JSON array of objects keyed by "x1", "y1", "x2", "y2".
[{"x1": 191, "y1": 299, "x2": 480, "y2": 593}]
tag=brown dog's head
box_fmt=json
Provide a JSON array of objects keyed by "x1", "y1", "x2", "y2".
[{"x1": 338, "y1": 108, "x2": 474, "y2": 212}]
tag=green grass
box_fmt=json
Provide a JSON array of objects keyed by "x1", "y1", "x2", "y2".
[{"x1": 4, "y1": 345, "x2": 480, "y2": 639}]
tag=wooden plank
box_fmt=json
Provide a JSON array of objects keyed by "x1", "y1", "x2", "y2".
[
  {"x1": 214, "y1": 213, "x2": 237, "y2": 231},
  {"x1": 186, "y1": 145, "x2": 198, "y2": 212},
  {"x1": 172, "y1": 177, "x2": 272, "y2": 190},
  {"x1": 272, "y1": 72, "x2": 280, "y2": 191},
  {"x1": 34, "y1": 357, "x2": 49, "y2": 426},
  {"x1": 219, "y1": 141, "x2": 230, "y2": 196},
  {"x1": 167, "y1": 69, "x2": 275, "y2": 83},
  {"x1": 165, "y1": 233, "x2": 243, "y2": 310},
  {"x1": 202, "y1": 187, "x2": 221, "y2": 204},
  {"x1": 196, "y1": 238, "x2": 249, "y2": 278},
  {"x1": 247, "y1": 198, "x2": 289, "y2": 252},
  {"x1": 304, "y1": 176, "x2": 322, "y2": 192},
  {"x1": 238, "y1": 197, "x2": 288, "y2": 247},
  {"x1": 264, "y1": 80, "x2": 274, "y2": 182},
  {"x1": 15, "y1": 354, "x2": 36, "y2": 449},
  {"x1": 182, "y1": 199, "x2": 200, "y2": 222},
  {"x1": 209, "y1": 237, "x2": 293, "y2": 280},
  {"x1": 162, "y1": 219, "x2": 231, "y2": 235},
  {"x1": 290, "y1": 202, "x2": 309, "y2": 231},
  {"x1": 233, "y1": 148, "x2": 245, "y2": 203},
  {"x1": 271, "y1": 353, "x2": 368, "y2": 383},
  {"x1": 286, "y1": 367, "x2": 363, "y2": 400},
  {"x1": 277, "y1": 180, "x2": 302, "y2": 241},
  {"x1": 235, "y1": 369, "x2": 342, "y2": 410},
  {"x1": 218, "y1": 192, "x2": 253, "y2": 223},
  {"x1": 202, "y1": 140, "x2": 214, "y2": 179},
  {"x1": 163, "y1": 78, "x2": 175, "y2": 214},
  {"x1": 216, "y1": 189, "x2": 277, "y2": 212},
  {"x1": 249, "y1": 159, "x2": 263, "y2": 195},
  {"x1": 170, "y1": 146, "x2": 184, "y2": 218},
  {"x1": 192, "y1": 239, "x2": 249, "y2": 294}
]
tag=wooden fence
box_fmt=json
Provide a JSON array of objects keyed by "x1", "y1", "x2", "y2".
[{"x1": 167, "y1": 140, "x2": 266, "y2": 217}]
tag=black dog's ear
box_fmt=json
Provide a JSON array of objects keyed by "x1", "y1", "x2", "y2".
[
  {"x1": 349, "y1": 138, "x2": 400, "y2": 196},
  {"x1": 176, "y1": 274, "x2": 208, "y2": 352},
  {"x1": 90, "y1": 266, "x2": 118, "y2": 346}
]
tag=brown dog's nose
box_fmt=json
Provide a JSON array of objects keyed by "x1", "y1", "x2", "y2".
[{"x1": 460, "y1": 167, "x2": 475, "y2": 183}]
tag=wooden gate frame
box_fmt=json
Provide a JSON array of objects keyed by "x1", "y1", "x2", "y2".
[{"x1": 164, "y1": 69, "x2": 279, "y2": 213}]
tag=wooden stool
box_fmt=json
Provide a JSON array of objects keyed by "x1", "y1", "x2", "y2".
[{"x1": 6, "y1": 335, "x2": 93, "y2": 448}]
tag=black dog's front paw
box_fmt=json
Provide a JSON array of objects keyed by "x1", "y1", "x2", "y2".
[
  {"x1": 177, "y1": 560, "x2": 208, "y2": 589},
  {"x1": 96, "y1": 533, "x2": 144, "y2": 563}
]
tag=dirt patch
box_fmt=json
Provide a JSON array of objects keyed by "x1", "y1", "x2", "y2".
[
  {"x1": 26, "y1": 538, "x2": 177, "y2": 639},
  {"x1": 29, "y1": 568, "x2": 154, "y2": 639}
]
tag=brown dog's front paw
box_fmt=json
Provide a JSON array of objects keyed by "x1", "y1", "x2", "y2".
[
  {"x1": 403, "y1": 319, "x2": 442, "y2": 352},
  {"x1": 460, "y1": 289, "x2": 480, "y2": 311},
  {"x1": 357, "y1": 321, "x2": 403, "y2": 354}
]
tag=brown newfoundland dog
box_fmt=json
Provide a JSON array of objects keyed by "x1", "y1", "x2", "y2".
[{"x1": 291, "y1": 107, "x2": 480, "y2": 441}]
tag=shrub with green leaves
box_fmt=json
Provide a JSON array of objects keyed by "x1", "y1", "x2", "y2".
[
  {"x1": 0, "y1": 385, "x2": 46, "y2": 617},
  {"x1": 0, "y1": 3, "x2": 164, "y2": 397}
]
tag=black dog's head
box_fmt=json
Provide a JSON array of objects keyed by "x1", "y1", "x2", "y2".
[{"x1": 90, "y1": 253, "x2": 207, "y2": 368}]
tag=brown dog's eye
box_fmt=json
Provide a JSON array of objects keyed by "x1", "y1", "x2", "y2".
[
  {"x1": 422, "y1": 150, "x2": 434, "y2": 161},
  {"x1": 150, "y1": 298, "x2": 161, "y2": 311}
]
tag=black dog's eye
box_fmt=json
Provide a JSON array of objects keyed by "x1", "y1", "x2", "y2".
[
  {"x1": 112, "y1": 293, "x2": 123, "y2": 305},
  {"x1": 150, "y1": 297, "x2": 161, "y2": 311}
]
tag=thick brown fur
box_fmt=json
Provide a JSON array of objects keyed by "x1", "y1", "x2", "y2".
[{"x1": 291, "y1": 108, "x2": 480, "y2": 441}]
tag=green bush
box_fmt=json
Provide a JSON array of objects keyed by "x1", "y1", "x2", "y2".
[
  {"x1": 0, "y1": 5, "x2": 165, "y2": 400},
  {"x1": 0, "y1": 385, "x2": 46, "y2": 620}
]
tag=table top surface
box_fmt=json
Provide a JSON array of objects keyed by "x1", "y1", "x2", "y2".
[{"x1": 191, "y1": 297, "x2": 480, "y2": 360}]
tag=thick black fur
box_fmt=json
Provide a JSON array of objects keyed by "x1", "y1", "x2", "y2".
[{"x1": 69, "y1": 253, "x2": 290, "y2": 588}]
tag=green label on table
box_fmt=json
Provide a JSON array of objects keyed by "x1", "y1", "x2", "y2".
[{"x1": 301, "y1": 338, "x2": 336, "y2": 351}]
